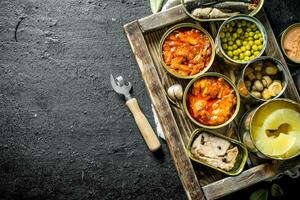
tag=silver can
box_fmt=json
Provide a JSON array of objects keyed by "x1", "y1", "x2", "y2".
[
  {"x1": 238, "y1": 98, "x2": 300, "y2": 160},
  {"x1": 236, "y1": 56, "x2": 288, "y2": 104},
  {"x1": 215, "y1": 15, "x2": 267, "y2": 70}
]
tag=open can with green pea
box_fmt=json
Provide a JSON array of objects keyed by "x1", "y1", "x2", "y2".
[
  {"x1": 237, "y1": 56, "x2": 288, "y2": 103},
  {"x1": 215, "y1": 15, "x2": 267, "y2": 69}
]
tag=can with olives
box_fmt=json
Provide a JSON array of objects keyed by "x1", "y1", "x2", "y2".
[{"x1": 237, "y1": 56, "x2": 288, "y2": 103}]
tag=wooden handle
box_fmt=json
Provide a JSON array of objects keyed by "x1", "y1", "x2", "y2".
[{"x1": 126, "y1": 98, "x2": 161, "y2": 152}]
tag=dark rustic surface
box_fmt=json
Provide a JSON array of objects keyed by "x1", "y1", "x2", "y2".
[{"x1": 0, "y1": 0, "x2": 299, "y2": 200}]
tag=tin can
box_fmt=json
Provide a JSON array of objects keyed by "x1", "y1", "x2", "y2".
[
  {"x1": 182, "y1": 72, "x2": 240, "y2": 129},
  {"x1": 280, "y1": 23, "x2": 300, "y2": 65},
  {"x1": 215, "y1": 15, "x2": 267, "y2": 70},
  {"x1": 187, "y1": 128, "x2": 248, "y2": 176},
  {"x1": 159, "y1": 23, "x2": 215, "y2": 79},
  {"x1": 180, "y1": 0, "x2": 264, "y2": 22},
  {"x1": 236, "y1": 56, "x2": 288, "y2": 103},
  {"x1": 238, "y1": 98, "x2": 300, "y2": 160}
]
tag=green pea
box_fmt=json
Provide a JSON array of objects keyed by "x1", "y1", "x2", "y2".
[
  {"x1": 241, "y1": 46, "x2": 246, "y2": 52},
  {"x1": 232, "y1": 44, "x2": 238, "y2": 50},
  {"x1": 222, "y1": 38, "x2": 228, "y2": 43},
  {"x1": 222, "y1": 43, "x2": 228, "y2": 50},
  {"x1": 246, "y1": 28, "x2": 252, "y2": 32},
  {"x1": 242, "y1": 41, "x2": 248, "y2": 46},
  {"x1": 228, "y1": 46, "x2": 233, "y2": 51},
  {"x1": 237, "y1": 22, "x2": 242, "y2": 28},
  {"x1": 250, "y1": 55, "x2": 255, "y2": 60},
  {"x1": 241, "y1": 20, "x2": 246, "y2": 26},
  {"x1": 230, "y1": 21, "x2": 236, "y2": 27},
  {"x1": 220, "y1": 32, "x2": 225, "y2": 38},
  {"x1": 236, "y1": 39, "x2": 242, "y2": 46},
  {"x1": 233, "y1": 50, "x2": 239, "y2": 56},
  {"x1": 258, "y1": 45, "x2": 263, "y2": 50},
  {"x1": 245, "y1": 32, "x2": 249, "y2": 37},
  {"x1": 249, "y1": 32, "x2": 254, "y2": 37},
  {"x1": 245, "y1": 50, "x2": 251, "y2": 56},
  {"x1": 226, "y1": 32, "x2": 231, "y2": 38},
  {"x1": 229, "y1": 27, "x2": 233, "y2": 32},
  {"x1": 248, "y1": 41, "x2": 254, "y2": 46},
  {"x1": 228, "y1": 41, "x2": 234, "y2": 46},
  {"x1": 246, "y1": 22, "x2": 252, "y2": 27},
  {"x1": 233, "y1": 33, "x2": 238, "y2": 39},
  {"x1": 248, "y1": 37, "x2": 254, "y2": 41},
  {"x1": 237, "y1": 28, "x2": 243, "y2": 34},
  {"x1": 233, "y1": 56, "x2": 239, "y2": 60},
  {"x1": 227, "y1": 51, "x2": 233, "y2": 57},
  {"x1": 252, "y1": 44, "x2": 258, "y2": 51},
  {"x1": 254, "y1": 40, "x2": 261, "y2": 45},
  {"x1": 244, "y1": 56, "x2": 250, "y2": 61},
  {"x1": 246, "y1": 45, "x2": 251, "y2": 50},
  {"x1": 253, "y1": 34, "x2": 259, "y2": 39},
  {"x1": 254, "y1": 51, "x2": 260, "y2": 56},
  {"x1": 239, "y1": 53, "x2": 245, "y2": 59}
]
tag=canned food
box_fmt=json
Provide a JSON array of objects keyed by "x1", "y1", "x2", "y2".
[
  {"x1": 237, "y1": 56, "x2": 288, "y2": 103},
  {"x1": 181, "y1": 0, "x2": 264, "y2": 22},
  {"x1": 239, "y1": 98, "x2": 300, "y2": 160},
  {"x1": 182, "y1": 72, "x2": 240, "y2": 129},
  {"x1": 215, "y1": 15, "x2": 267, "y2": 70},
  {"x1": 280, "y1": 23, "x2": 300, "y2": 65},
  {"x1": 187, "y1": 128, "x2": 248, "y2": 176},
  {"x1": 159, "y1": 23, "x2": 215, "y2": 79}
]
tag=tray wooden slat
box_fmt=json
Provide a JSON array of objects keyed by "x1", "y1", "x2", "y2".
[
  {"x1": 124, "y1": 6, "x2": 300, "y2": 200},
  {"x1": 124, "y1": 21, "x2": 204, "y2": 200}
]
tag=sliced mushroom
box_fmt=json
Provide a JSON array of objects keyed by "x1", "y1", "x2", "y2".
[
  {"x1": 262, "y1": 76, "x2": 272, "y2": 87},
  {"x1": 268, "y1": 80, "x2": 283, "y2": 97},
  {"x1": 251, "y1": 90, "x2": 261, "y2": 98},
  {"x1": 253, "y1": 80, "x2": 264, "y2": 91},
  {"x1": 262, "y1": 88, "x2": 272, "y2": 100}
]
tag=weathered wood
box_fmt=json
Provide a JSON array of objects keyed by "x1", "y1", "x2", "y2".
[
  {"x1": 123, "y1": 21, "x2": 204, "y2": 200},
  {"x1": 138, "y1": 5, "x2": 188, "y2": 33},
  {"x1": 202, "y1": 163, "x2": 276, "y2": 200}
]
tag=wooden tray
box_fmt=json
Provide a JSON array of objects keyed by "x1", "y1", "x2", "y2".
[{"x1": 124, "y1": 5, "x2": 300, "y2": 200}]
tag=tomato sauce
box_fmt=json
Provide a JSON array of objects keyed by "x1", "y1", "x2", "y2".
[
  {"x1": 187, "y1": 77, "x2": 237, "y2": 126},
  {"x1": 162, "y1": 28, "x2": 212, "y2": 76}
]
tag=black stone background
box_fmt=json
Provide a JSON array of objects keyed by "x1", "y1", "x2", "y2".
[{"x1": 0, "y1": 0, "x2": 299, "y2": 199}]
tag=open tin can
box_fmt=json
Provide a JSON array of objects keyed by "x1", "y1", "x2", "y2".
[
  {"x1": 215, "y1": 15, "x2": 267, "y2": 70},
  {"x1": 239, "y1": 98, "x2": 300, "y2": 160},
  {"x1": 181, "y1": 0, "x2": 264, "y2": 22},
  {"x1": 236, "y1": 56, "x2": 288, "y2": 103},
  {"x1": 187, "y1": 128, "x2": 248, "y2": 176},
  {"x1": 279, "y1": 23, "x2": 300, "y2": 65},
  {"x1": 182, "y1": 72, "x2": 240, "y2": 129},
  {"x1": 159, "y1": 23, "x2": 215, "y2": 79}
]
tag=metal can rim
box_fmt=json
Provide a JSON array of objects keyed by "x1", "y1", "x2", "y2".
[
  {"x1": 159, "y1": 23, "x2": 216, "y2": 79},
  {"x1": 280, "y1": 23, "x2": 300, "y2": 65},
  {"x1": 182, "y1": 72, "x2": 241, "y2": 129},
  {"x1": 216, "y1": 14, "x2": 268, "y2": 65}
]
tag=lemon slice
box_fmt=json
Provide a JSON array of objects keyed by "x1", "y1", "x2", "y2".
[
  {"x1": 255, "y1": 133, "x2": 296, "y2": 156},
  {"x1": 263, "y1": 109, "x2": 300, "y2": 131}
]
